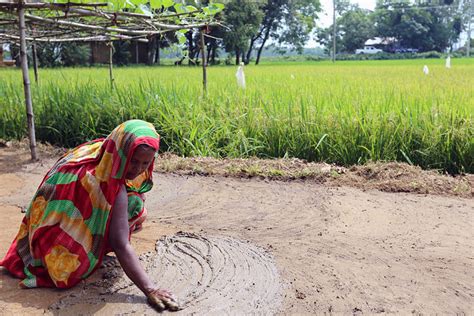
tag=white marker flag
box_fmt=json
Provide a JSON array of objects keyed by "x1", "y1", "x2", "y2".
[
  {"x1": 236, "y1": 62, "x2": 246, "y2": 89},
  {"x1": 446, "y1": 56, "x2": 451, "y2": 69},
  {"x1": 423, "y1": 65, "x2": 429, "y2": 75}
]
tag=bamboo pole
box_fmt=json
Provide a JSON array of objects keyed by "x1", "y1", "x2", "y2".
[
  {"x1": 32, "y1": 40, "x2": 38, "y2": 84},
  {"x1": 108, "y1": 41, "x2": 114, "y2": 89},
  {"x1": 200, "y1": 28, "x2": 207, "y2": 94},
  {"x1": 24, "y1": 13, "x2": 212, "y2": 36},
  {"x1": 0, "y1": 33, "x2": 149, "y2": 43},
  {"x1": 135, "y1": 41, "x2": 139, "y2": 64},
  {"x1": 0, "y1": 2, "x2": 108, "y2": 8},
  {"x1": 332, "y1": 0, "x2": 336, "y2": 63},
  {"x1": 24, "y1": 13, "x2": 155, "y2": 36},
  {"x1": 156, "y1": 36, "x2": 160, "y2": 65},
  {"x1": 467, "y1": 3, "x2": 472, "y2": 58},
  {"x1": 18, "y1": 3, "x2": 37, "y2": 160}
]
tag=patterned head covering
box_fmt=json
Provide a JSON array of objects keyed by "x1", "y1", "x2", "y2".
[{"x1": 1, "y1": 120, "x2": 160, "y2": 288}]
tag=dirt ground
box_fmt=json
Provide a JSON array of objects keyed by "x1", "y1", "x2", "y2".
[{"x1": 0, "y1": 143, "x2": 472, "y2": 315}]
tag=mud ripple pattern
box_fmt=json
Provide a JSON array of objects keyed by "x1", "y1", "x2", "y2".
[{"x1": 50, "y1": 232, "x2": 282, "y2": 315}]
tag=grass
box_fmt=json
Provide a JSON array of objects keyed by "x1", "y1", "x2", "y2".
[{"x1": 0, "y1": 59, "x2": 473, "y2": 174}]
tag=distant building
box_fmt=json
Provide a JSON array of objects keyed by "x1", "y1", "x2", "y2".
[{"x1": 364, "y1": 37, "x2": 397, "y2": 51}]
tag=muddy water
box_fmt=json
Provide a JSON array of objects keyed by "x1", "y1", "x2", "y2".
[{"x1": 49, "y1": 232, "x2": 282, "y2": 314}]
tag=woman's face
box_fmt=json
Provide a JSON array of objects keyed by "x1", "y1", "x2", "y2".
[{"x1": 125, "y1": 145, "x2": 156, "y2": 180}]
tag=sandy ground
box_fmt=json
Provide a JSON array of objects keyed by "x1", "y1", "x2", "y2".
[{"x1": 0, "y1": 145, "x2": 473, "y2": 315}]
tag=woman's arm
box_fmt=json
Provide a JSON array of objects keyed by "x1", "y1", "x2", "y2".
[
  {"x1": 108, "y1": 186, "x2": 178, "y2": 310},
  {"x1": 108, "y1": 186, "x2": 155, "y2": 293}
]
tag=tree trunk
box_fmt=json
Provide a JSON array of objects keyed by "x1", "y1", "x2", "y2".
[
  {"x1": 186, "y1": 31, "x2": 197, "y2": 65},
  {"x1": 147, "y1": 35, "x2": 156, "y2": 65},
  {"x1": 207, "y1": 44, "x2": 211, "y2": 64},
  {"x1": 332, "y1": 0, "x2": 336, "y2": 62},
  {"x1": 200, "y1": 30, "x2": 207, "y2": 94},
  {"x1": 108, "y1": 42, "x2": 114, "y2": 88},
  {"x1": 135, "y1": 41, "x2": 139, "y2": 64},
  {"x1": 155, "y1": 38, "x2": 160, "y2": 65},
  {"x1": 18, "y1": 4, "x2": 37, "y2": 160},
  {"x1": 211, "y1": 46, "x2": 216, "y2": 64},
  {"x1": 235, "y1": 49, "x2": 240, "y2": 65},
  {"x1": 32, "y1": 41, "x2": 38, "y2": 84},
  {"x1": 245, "y1": 36, "x2": 258, "y2": 64},
  {"x1": 255, "y1": 26, "x2": 271, "y2": 65}
]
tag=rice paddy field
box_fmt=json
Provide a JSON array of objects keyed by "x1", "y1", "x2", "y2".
[{"x1": 0, "y1": 59, "x2": 473, "y2": 173}]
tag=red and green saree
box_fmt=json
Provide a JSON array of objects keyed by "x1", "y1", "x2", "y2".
[{"x1": 0, "y1": 120, "x2": 160, "y2": 289}]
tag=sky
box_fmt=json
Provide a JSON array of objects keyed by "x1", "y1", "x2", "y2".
[{"x1": 318, "y1": 0, "x2": 376, "y2": 27}]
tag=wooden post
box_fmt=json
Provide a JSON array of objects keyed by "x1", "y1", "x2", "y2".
[
  {"x1": 108, "y1": 41, "x2": 114, "y2": 89},
  {"x1": 332, "y1": 0, "x2": 336, "y2": 63},
  {"x1": 135, "y1": 41, "x2": 139, "y2": 64},
  {"x1": 467, "y1": 5, "x2": 472, "y2": 58},
  {"x1": 18, "y1": 3, "x2": 38, "y2": 160},
  {"x1": 156, "y1": 36, "x2": 160, "y2": 65},
  {"x1": 200, "y1": 28, "x2": 207, "y2": 94},
  {"x1": 32, "y1": 40, "x2": 38, "y2": 84}
]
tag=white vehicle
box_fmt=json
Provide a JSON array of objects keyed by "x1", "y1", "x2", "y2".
[{"x1": 355, "y1": 46, "x2": 383, "y2": 54}]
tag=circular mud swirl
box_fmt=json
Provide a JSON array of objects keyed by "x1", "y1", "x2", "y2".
[{"x1": 49, "y1": 232, "x2": 282, "y2": 314}]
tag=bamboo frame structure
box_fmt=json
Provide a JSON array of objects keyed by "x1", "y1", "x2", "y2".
[
  {"x1": 0, "y1": 0, "x2": 221, "y2": 160},
  {"x1": 18, "y1": 2, "x2": 37, "y2": 159},
  {"x1": 200, "y1": 28, "x2": 206, "y2": 94}
]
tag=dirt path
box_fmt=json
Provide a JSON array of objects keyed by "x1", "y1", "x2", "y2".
[{"x1": 0, "y1": 146, "x2": 472, "y2": 315}]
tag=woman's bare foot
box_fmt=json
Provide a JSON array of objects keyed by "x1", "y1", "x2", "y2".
[{"x1": 146, "y1": 288, "x2": 181, "y2": 312}]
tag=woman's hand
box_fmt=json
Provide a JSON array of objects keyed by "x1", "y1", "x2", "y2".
[{"x1": 146, "y1": 288, "x2": 181, "y2": 311}]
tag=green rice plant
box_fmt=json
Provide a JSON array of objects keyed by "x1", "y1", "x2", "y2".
[{"x1": 0, "y1": 59, "x2": 472, "y2": 174}]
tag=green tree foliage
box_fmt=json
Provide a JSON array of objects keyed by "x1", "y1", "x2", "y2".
[
  {"x1": 113, "y1": 41, "x2": 131, "y2": 65},
  {"x1": 276, "y1": 0, "x2": 321, "y2": 53},
  {"x1": 61, "y1": 43, "x2": 91, "y2": 67},
  {"x1": 248, "y1": 0, "x2": 321, "y2": 65},
  {"x1": 34, "y1": 42, "x2": 90, "y2": 67},
  {"x1": 338, "y1": 8, "x2": 375, "y2": 53},
  {"x1": 374, "y1": 0, "x2": 463, "y2": 52},
  {"x1": 36, "y1": 43, "x2": 61, "y2": 67},
  {"x1": 222, "y1": 0, "x2": 264, "y2": 65},
  {"x1": 317, "y1": 4, "x2": 375, "y2": 53}
]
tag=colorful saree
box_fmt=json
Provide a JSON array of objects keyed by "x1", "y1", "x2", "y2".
[{"x1": 0, "y1": 120, "x2": 160, "y2": 289}]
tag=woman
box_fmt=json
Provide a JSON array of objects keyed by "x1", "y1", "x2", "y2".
[{"x1": 0, "y1": 120, "x2": 178, "y2": 312}]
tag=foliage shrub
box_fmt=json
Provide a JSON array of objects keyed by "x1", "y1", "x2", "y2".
[
  {"x1": 417, "y1": 51, "x2": 443, "y2": 59},
  {"x1": 334, "y1": 52, "x2": 447, "y2": 61}
]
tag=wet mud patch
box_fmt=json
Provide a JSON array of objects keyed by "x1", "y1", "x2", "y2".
[{"x1": 49, "y1": 232, "x2": 282, "y2": 314}]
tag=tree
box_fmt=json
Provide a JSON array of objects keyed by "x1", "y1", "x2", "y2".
[
  {"x1": 338, "y1": 8, "x2": 375, "y2": 53},
  {"x1": 246, "y1": 0, "x2": 322, "y2": 65},
  {"x1": 374, "y1": 0, "x2": 463, "y2": 52},
  {"x1": 316, "y1": 5, "x2": 375, "y2": 54},
  {"x1": 33, "y1": 42, "x2": 89, "y2": 67},
  {"x1": 61, "y1": 43, "x2": 90, "y2": 67},
  {"x1": 36, "y1": 43, "x2": 61, "y2": 67},
  {"x1": 113, "y1": 41, "x2": 131, "y2": 65},
  {"x1": 203, "y1": 25, "x2": 226, "y2": 65},
  {"x1": 222, "y1": 0, "x2": 263, "y2": 65},
  {"x1": 277, "y1": 0, "x2": 322, "y2": 54},
  {"x1": 313, "y1": 0, "x2": 350, "y2": 58},
  {"x1": 315, "y1": 26, "x2": 341, "y2": 54}
]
